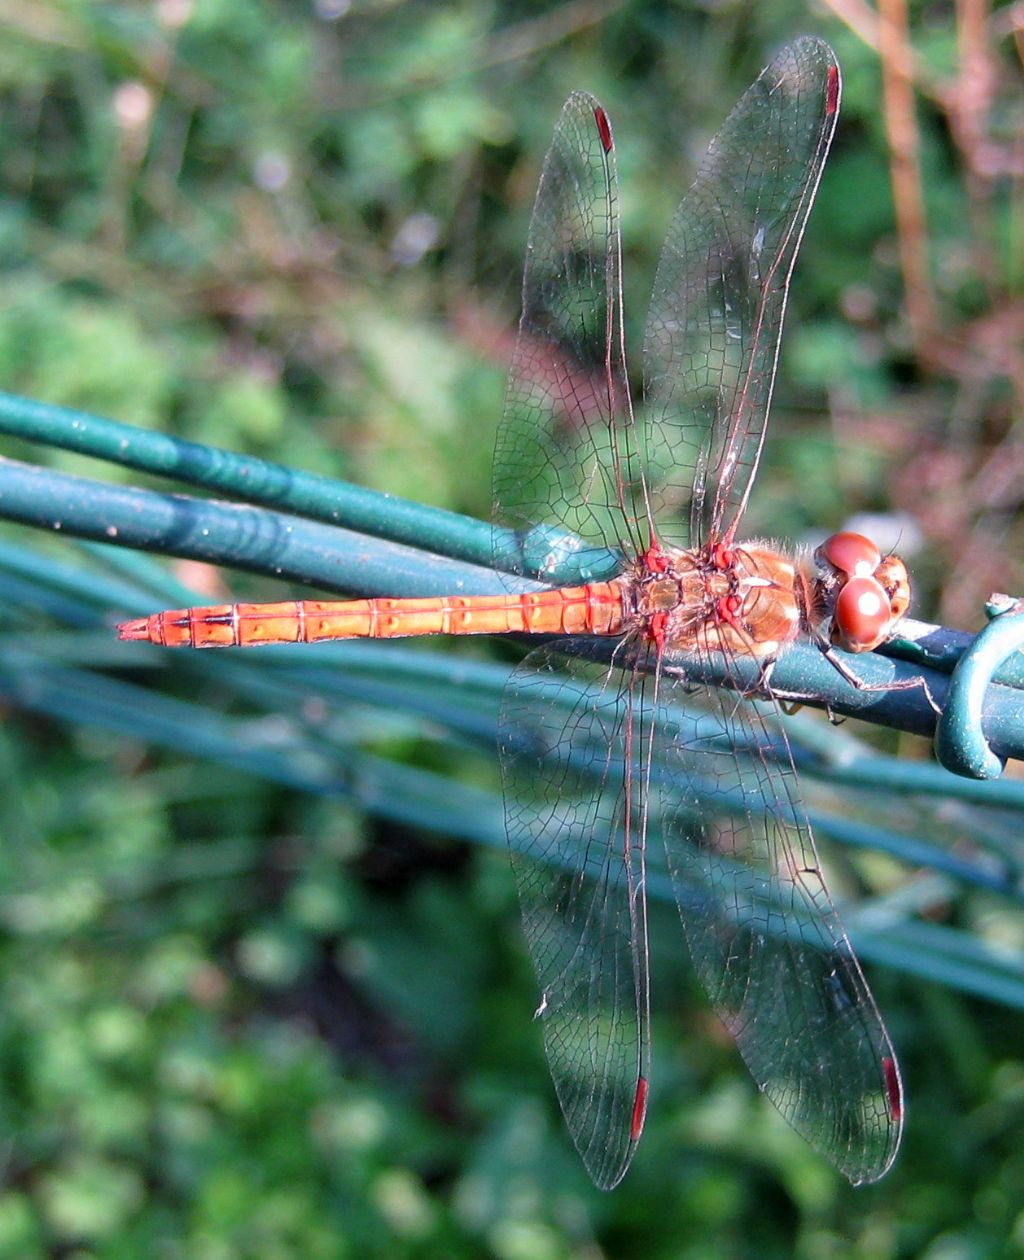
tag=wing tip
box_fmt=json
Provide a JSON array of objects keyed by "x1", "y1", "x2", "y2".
[{"x1": 593, "y1": 104, "x2": 613, "y2": 153}]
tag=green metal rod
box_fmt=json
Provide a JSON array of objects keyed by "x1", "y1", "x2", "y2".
[
  {"x1": 1, "y1": 655, "x2": 1022, "y2": 1008},
  {"x1": 1, "y1": 390, "x2": 1019, "y2": 672},
  {"x1": 3, "y1": 451, "x2": 1024, "y2": 761},
  {"x1": 935, "y1": 597, "x2": 1024, "y2": 779},
  {"x1": 0, "y1": 390, "x2": 499, "y2": 568},
  {"x1": 892, "y1": 617, "x2": 1024, "y2": 693},
  {"x1": 4, "y1": 392, "x2": 1024, "y2": 769},
  {"x1": 0, "y1": 455, "x2": 514, "y2": 599}
]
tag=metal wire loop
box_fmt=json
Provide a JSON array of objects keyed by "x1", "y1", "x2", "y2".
[{"x1": 934, "y1": 594, "x2": 1024, "y2": 780}]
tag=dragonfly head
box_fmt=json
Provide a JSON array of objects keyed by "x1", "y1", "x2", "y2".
[{"x1": 813, "y1": 531, "x2": 911, "y2": 652}]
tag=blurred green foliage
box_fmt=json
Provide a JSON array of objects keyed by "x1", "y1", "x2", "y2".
[{"x1": 0, "y1": 1, "x2": 1021, "y2": 1257}]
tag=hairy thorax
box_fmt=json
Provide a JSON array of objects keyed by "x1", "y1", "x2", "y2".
[{"x1": 625, "y1": 540, "x2": 810, "y2": 660}]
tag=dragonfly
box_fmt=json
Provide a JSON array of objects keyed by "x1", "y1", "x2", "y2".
[{"x1": 119, "y1": 37, "x2": 906, "y2": 1188}]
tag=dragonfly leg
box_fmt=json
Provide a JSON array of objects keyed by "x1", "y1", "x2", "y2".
[{"x1": 816, "y1": 640, "x2": 942, "y2": 715}]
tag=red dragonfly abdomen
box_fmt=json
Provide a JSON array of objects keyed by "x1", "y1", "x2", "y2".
[{"x1": 117, "y1": 582, "x2": 627, "y2": 648}]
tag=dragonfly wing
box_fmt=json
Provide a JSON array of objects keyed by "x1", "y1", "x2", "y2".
[
  {"x1": 652, "y1": 680, "x2": 903, "y2": 1183},
  {"x1": 499, "y1": 645, "x2": 652, "y2": 1189},
  {"x1": 641, "y1": 37, "x2": 840, "y2": 549},
  {"x1": 494, "y1": 93, "x2": 648, "y2": 585}
]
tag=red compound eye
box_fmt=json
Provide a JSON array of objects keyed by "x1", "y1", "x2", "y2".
[
  {"x1": 832, "y1": 575, "x2": 893, "y2": 652},
  {"x1": 818, "y1": 531, "x2": 881, "y2": 578}
]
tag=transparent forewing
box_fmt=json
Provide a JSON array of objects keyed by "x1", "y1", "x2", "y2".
[
  {"x1": 641, "y1": 38, "x2": 840, "y2": 549},
  {"x1": 499, "y1": 646, "x2": 651, "y2": 1190},
  {"x1": 494, "y1": 93, "x2": 648, "y2": 583},
  {"x1": 653, "y1": 680, "x2": 903, "y2": 1184}
]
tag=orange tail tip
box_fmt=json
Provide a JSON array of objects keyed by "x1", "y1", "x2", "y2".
[{"x1": 117, "y1": 616, "x2": 153, "y2": 642}]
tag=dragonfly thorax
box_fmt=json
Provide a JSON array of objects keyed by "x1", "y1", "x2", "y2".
[{"x1": 629, "y1": 541, "x2": 806, "y2": 660}]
